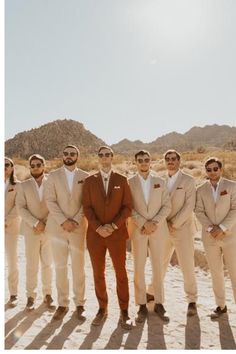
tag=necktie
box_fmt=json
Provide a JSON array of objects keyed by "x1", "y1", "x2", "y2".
[{"x1": 104, "y1": 177, "x2": 108, "y2": 194}]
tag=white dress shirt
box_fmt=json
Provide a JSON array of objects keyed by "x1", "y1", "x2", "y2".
[
  {"x1": 5, "y1": 178, "x2": 10, "y2": 192},
  {"x1": 167, "y1": 169, "x2": 181, "y2": 193},
  {"x1": 32, "y1": 177, "x2": 45, "y2": 202},
  {"x1": 64, "y1": 166, "x2": 76, "y2": 193},
  {"x1": 138, "y1": 173, "x2": 151, "y2": 205}
]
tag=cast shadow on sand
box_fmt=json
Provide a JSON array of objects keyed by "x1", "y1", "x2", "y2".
[{"x1": 217, "y1": 314, "x2": 236, "y2": 349}]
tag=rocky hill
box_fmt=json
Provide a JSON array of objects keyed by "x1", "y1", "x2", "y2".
[
  {"x1": 112, "y1": 124, "x2": 236, "y2": 154},
  {"x1": 5, "y1": 119, "x2": 105, "y2": 159}
]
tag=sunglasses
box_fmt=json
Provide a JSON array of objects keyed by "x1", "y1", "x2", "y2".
[
  {"x1": 206, "y1": 167, "x2": 219, "y2": 172},
  {"x1": 63, "y1": 151, "x2": 77, "y2": 157},
  {"x1": 30, "y1": 163, "x2": 42, "y2": 169},
  {"x1": 165, "y1": 157, "x2": 177, "y2": 162},
  {"x1": 98, "y1": 153, "x2": 112, "y2": 158},
  {"x1": 5, "y1": 163, "x2": 11, "y2": 168},
  {"x1": 137, "y1": 158, "x2": 150, "y2": 164}
]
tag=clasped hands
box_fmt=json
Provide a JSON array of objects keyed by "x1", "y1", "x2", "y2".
[
  {"x1": 61, "y1": 219, "x2": 79, "y2": 232},
  {"x1": 33, "y1": 220, "x2": 46, "y2": 234},
  {"x1": 209, "y1": 225, "x2": 225, "y2": 239},
  {"x1": 97, "y1": 224, "x2": 115, "y2": 238},
  {"x1": 141, "y1": 221, "x2": 158, "y2": 235}
]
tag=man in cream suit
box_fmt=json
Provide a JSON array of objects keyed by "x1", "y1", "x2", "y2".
[
  {"x1": 128, "y1": 150, "x2": 171, "y2": 323},
  {"x1": 147, "y1": 149, "x2": 198, "y2": 317},
  {"x1": 195, "y1": 157, "x2": 236, "y2": 319},
  {"x1": 45, "y1": 145, "x2": 89, "y2": 320},
  {"x1": 16, "y1": 154, "x2": 53, "y2": 310},
  {"x1": 5, "y1": 157, "x2": 21, "y2": 306}
]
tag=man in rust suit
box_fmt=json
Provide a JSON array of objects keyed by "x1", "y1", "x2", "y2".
[{"x1": 82, "y1": 146, "x2": 133, "y2": 329}]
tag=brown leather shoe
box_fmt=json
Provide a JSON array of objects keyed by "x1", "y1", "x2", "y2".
[
  {"x1": 187, "y1": 302, "x2": 197, "y2": 316},
  {"x1": 26, "y1": 297, "x2": 35, "y2": 310},
  {"x1": 9, "y1": 295, "x2": 18, "y2": 307},
  {"x1": 92, "y1": 308, "x2": 108, "y2": 326},
  {"x1": 210, "y1": 306, "x2": 227, "y2": 320},
  {"x1": 119, "y1": 309, "x2": 133, "y2": 330},
  {"x1": 135, "y1": 304, "x2": 148, "y2": 323},
  {"x1": 44, "y1": 294, "x2": 54, "y2": 308},
  {"x1": 52, "y1": 306, "x2": 69, "y2": 320},
  {"x1": 146, "y1": 293, "x2": 154, "y2": 303},
  {"x1": 154, "y1": 303, "x2": 169, "y2": 322},
  {"x1": 76, "y1": 305, "x2": 85, "y2": 318}
]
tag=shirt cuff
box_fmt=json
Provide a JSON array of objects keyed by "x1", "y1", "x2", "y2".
[
  {"x1": 34, "y1": 220, "x2": 40, "y2": 228},
  {"x1": 219, "y1": 224, "x2": 227, "y2": 232},
  {"x1": 207, "y1": 226, "x2": 213, "y2": 232},
  {"x1": 112, "y1": 223, "x2": 118, "y2": 230}
]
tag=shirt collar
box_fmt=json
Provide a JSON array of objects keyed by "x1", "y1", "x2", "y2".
[
  {"x1": 167, "y1": 169, "x2": 180, "y2": 180},
  {"x1": 64, "y1": 166, "x2": 76, "y2": 174},
  {"x1": 100, "y1": 169, "x2": 112, "y2": 179}
]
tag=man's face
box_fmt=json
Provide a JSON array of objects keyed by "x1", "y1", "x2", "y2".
[
  {"x1": 98, "y1": 148, "x2": 113, "y2": 169},
  {"x1": 165, "y1": 153, "x2": 180, "y2": 172},
  {"x1": 5, "y1": 159, "x2": 13, "y2": 179},
  {"x1": 30, "y1": 159, "x2": 45, "y2": 179},
  {"x1": 205, "y1": 162, "x2": 222, "y2": 182},
  {"x1": 63, "y1": 148, "x2": 79, "y2": 166},
  {"x1": 135, "y1": 154, "x2": 151, "y2": 174}
]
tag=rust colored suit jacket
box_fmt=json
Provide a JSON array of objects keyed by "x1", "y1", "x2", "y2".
[{"x1": 82, "y1": 171, "x2": 133, "y2": 241}]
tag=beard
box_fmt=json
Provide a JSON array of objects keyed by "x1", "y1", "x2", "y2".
[
  {"x1": 31, "y1": 171, "x2": 44, "y2": 179},
  {"x1": 63, "y1": 158, "x2": 77, "y2": 166}
]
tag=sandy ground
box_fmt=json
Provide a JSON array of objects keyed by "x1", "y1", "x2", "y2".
[{"x1": 5, "y1": 235, "x2": 236, "y2": 350}]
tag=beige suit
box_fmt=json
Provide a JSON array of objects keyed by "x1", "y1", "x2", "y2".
[
  {"x1": 5, "y1": 182, "x2": 21, "y2": 296},
  {"x1": 16, "y1": 176, "x2": 52, "y2": 299},
  {"x1": 128, "y1": 172, "x2": 171, "y2": 305},
  {"x1": 44, "y1": 166, "x2": 89, "y2": 307},
  {"x1": 195, "y1": 178, "x2": 236, "y2": 307},
  {"x1": 162, "y1": 170, "x2": 198, "y2": 303}
]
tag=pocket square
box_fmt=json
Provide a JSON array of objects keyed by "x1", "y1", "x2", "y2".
[
  {"x1": 220, "y1": 190, "x2": 228, "y2": 196},
  {"x1": 176, "y1": 187, "x2": 183, "y2": 190},
  {"x1": 8, "y1": 188, "x2": 14, "y2": 192},
  {"x1": 114, "y1": 185, "x2": 121, "y2": 189},
  {"x1": 77, "y1": 180, "x2": 84, "y2": 184},
  {"x1": 154, "y1": 184, "x2": 160, "y2": 189}
]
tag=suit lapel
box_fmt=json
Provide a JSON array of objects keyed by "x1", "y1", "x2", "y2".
[
  {"x1": 134, "y1": 173, "x2": 147, "y2": 206},
  {"x1": 205, "y1": 180, "x2": 216, "y2": 205},
  {"x1": 60, "y1": 167, "x2": 71, "y2": 195},
  {"x1": 216, "y1": 178, "x2": 225, "y2": 205},
  {"x1": 170, "y1": 170, "x2": 183, "y2": 198},
  {"x1": 98, "y1": 172, "x2": 106, "y2": 198},
  {"x1": 107, "y1": 171, "x2": 115, "y2": 197},
  {"x1": 30, "y1": 178, "x2": 41, "y2": 202}
]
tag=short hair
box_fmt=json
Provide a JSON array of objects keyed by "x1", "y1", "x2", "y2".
[
  {"x1": 164, "y1": 149, "x2": 181, "y2": 160},
  {"x1": 5, "y1": 156, "x2": 17, "y2": 185},
  {"x1": 63, "y1": 145, "x2": 79, "y2": 155},
  {"x1": 29, "y1": 154, "x2": 45, "y2": 165},
  {"x1": 205, "y1": 157, "x2": 222, "y2": 169},
  {"x1": 98, "y1": 145, "x2": 114, "y2": 156},
  {"x1": 134, "y1": 150, "x2": 151, "y2": 160}
]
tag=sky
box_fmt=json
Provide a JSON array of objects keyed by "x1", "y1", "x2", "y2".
[{"x1": 5, "y1": 0, "x2": 236, "y2": 145}]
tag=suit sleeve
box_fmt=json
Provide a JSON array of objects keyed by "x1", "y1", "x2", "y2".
[
  {"x1": 220, "y1": 184, "x2": 236, "y2": 231},
  {"x1": 112, "y1": 178, "x2": 133, "y2": 228},
  {"x1": 195, "y1": 188, "x2": 213, "y2": 228},
  {"x1": 44, "y1": 174, "x2": 67, "y2": 226},
  {"x1": 15, "y1": 183, "x2": 39, "y2": 227},
  {"x1": 171, "y1": 179, "x2": 196, "y2": 229},
  {"x1": 151, "y1": 185, "x2": 172, "y2": 223},
  {"x1": 5, "y1": 183, "x2": 20, "y2": 226},
  {"x1": 82, "y1": 178, "x2": 101, "y2": 231}
]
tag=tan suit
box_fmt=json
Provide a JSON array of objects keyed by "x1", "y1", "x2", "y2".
[
  {"x1": 45, "y1": 166, "x2": 89, "y2": 307},
  {"x1": 5, "y1": 182, "x2": 21, "y2": 296},
  {"x1": 162, "y1": 170, "x2": 198, "y2": 303},
  {"x1": 195, "y1": 178, "x2": 236, "y2": 307},
  {"x1": 16, "y1": 176, "x2": 52, "y2": 299},
  {"x1": 128, "y1": 172, "x2": 171, "y2": 305}
]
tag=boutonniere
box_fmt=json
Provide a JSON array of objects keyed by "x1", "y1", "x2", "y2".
[
  {"x1": 220, "y1": 190, "x2": 228, "y2": 196},
  {"x1": 114, "y1": 185, "x2": 121, "y2": 189},
  {"x1": 77, "y1": 180, "x2": 84, "y2": 184},
  {"x1": 154, "y1": 184, "x2": 160, "y2": 189},
  {"x1": 176, "y1": 187, "x2": 183, "y2": 190},
  {"x1": 8, "y1": 188, "x2": 14, "y2": 192}
]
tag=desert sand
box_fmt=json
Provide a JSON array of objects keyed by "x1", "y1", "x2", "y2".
[{"x1": 5, "y1": 234, "x2": 236, "y2": 350}]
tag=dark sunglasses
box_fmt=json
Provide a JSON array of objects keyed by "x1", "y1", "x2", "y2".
[
  {"x1": 137, "y1": 158, "x2": 150, "y2": 164},
  {"x1": 165, "y1": 157, "x2": 177, "y2": 162},
  {"x1": 5, "y1": 163, "x2": 11, "y2": 168},
  {"x1": 98, "y1": 153, "x2": 112, "y2": 158},
  {"x1": 30, "y1": 163, "x2": 42, "y2": 169},
  {"x1": 206, "y1": 167, "x2": 219, "y2": 172},
  {"x1": 63, "y1": 151, "x2": 77, "y2": 157}
]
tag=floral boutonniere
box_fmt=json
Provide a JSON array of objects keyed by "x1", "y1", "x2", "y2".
[
  {"x1": 8, "y1": 188, "x2": 14, "y2": 192},
  {"x1": 154, "y1": 184, "x2": 160, "y2": 189},
  {"x1": 220, "y1": 190, "x2": 228, "y2": 196},
  {"x1": 77, "y1": 180, "x2": 84, "y2": 184}
]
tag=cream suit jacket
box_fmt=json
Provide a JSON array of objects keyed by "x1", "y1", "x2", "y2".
[
  {"x1": 44, "y1": 166, "x2": 89, "y2": 234},
  {"x1": 16, "y1": 176, "x2": 49, "y2": 236},
  {"x1": 128, "y1": 172, "x2": 171, "y2": 236},
  {"x1": 195, "y1": 178, "x2": 236, "y2": 236},
  {"x1": 5, "y1": 182, "x2": 21, "y2": 235},
  {"x1": 165, "y1": 170, "x2": 196, "y2": 231}
]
